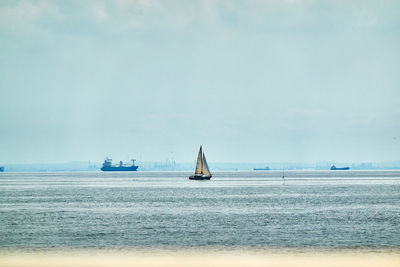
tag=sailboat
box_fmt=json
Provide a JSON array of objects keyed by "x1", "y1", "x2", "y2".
[{"x1": 189, "y1": 146, "x2": 212, "y2": 180}]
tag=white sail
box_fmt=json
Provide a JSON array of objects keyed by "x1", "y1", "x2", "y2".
[
  {"x1": 195, "y1": 146, "x2": 203, "y2": 174},
  {"x1": 201, "y1": 153, "x2": 211, "y2": 177}
]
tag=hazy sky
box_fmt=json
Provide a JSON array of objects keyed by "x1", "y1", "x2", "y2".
[{"x1": 0, "y1": 0, "x2": 399, "y2": 164}]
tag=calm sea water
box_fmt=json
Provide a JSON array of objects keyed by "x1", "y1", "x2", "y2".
[{"x1": 0, "y1": 171, "x2": 399, "y2": 250}]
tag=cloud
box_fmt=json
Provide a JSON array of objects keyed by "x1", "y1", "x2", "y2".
[
  {"x1": 1, "y1": 0, "x2": 399, "y2": 39},
  {"x1": 0, "y1": 0, "x2": 44, "y2": 36}
]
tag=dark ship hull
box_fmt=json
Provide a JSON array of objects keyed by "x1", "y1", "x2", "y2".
[
  {"x1": 330, "y1": 165, "x2": 350, "y2": 170},
  {"x1": 189, "y1": 175, "x2": 211, "y2": 180},
  {"x1": 101, "y1": 166, "x2": 138, "y2": 171},
  {"x1": 0, "y1": 166, "x2": 4, "y2": 172}
]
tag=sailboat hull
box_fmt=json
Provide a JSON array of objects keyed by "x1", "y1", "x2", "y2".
[{"x1": 189, "y1": 175, "x2": 212, "y2": 180}]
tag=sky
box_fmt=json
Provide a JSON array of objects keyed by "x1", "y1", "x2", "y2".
[{"x1": 0, "y1": 0, "x2": 399, "y2": 164}]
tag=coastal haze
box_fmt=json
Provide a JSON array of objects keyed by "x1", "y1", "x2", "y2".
[{"x1": 0, "y1": 0, "x2": 400, "y2": 164}]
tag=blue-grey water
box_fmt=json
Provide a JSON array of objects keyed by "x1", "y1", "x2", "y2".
[{"x1": 0, "y1": 171, "x2": 399, "y2": 250}]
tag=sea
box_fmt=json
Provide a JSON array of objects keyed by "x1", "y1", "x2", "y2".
[{"x1": 0, "y1": 171, "x2": 399, "y2": 251}]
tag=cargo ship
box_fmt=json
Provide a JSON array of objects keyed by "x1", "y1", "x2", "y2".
[
  {"x1": 101, "y1": 158, "x2": 138, "y2": 171},
  {"x1": 330, "y1": 165, "x2": 350, "y2": 170},
  {"x1": 253, "y1": 166, "x2": 270, "y2": 171}
]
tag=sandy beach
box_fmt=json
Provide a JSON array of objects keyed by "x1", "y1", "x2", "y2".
[{"x1": 1, "y1": 250, "x2": 399, "y2": 267}]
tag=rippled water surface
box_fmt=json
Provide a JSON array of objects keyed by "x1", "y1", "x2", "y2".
[{"x1": 0, "y1": 171, "x2": 399, "y2": 249}]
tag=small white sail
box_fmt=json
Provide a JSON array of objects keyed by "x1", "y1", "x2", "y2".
[
  {"x1": 201, "y1": 153, "x2": 211, "y2": 177},
  {"x1": 195, "y1": 146, "x2": 203, "y2": 175}
]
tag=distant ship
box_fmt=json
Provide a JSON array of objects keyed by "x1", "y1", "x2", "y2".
[
  {"x1": 330, "y1": 165, "x2": 350, "y2": 170},
  {"x1": 189, "y1": 146, "x2": 212, "y2": 180},
  {"x1": 101, "y1": 158, "x2": 138, "y2": 171},
  {"x1": 253, "y1": 166, "x2": 270, "y2": 171},
  {"x1": 0, "y1": 166, "x2": 4, "y2": 172}
]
